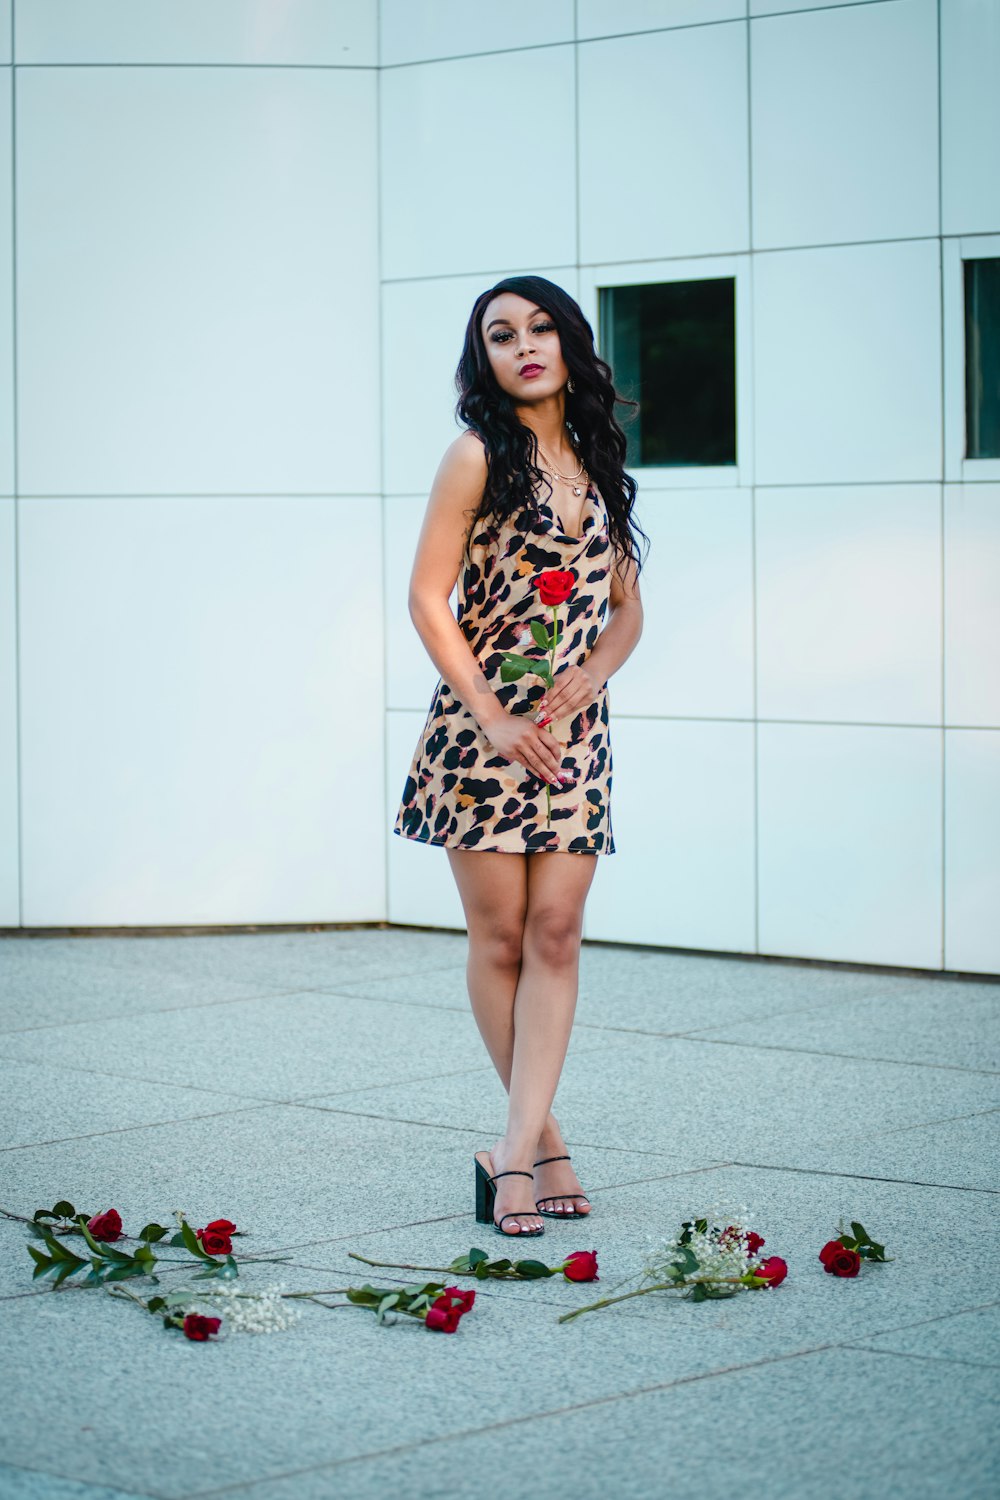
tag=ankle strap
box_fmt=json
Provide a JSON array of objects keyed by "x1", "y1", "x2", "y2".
[
  {"x1": 490, "y1": 1169, "x2": 534, "y2": 1183},
  {"x1": 533, "y1": 1155, "x2": 570, "y2": 1168}
]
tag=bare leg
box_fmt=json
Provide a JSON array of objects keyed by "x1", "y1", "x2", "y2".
[
  {"x1": 506, "y1": 852, "x2": 597, "y2": 1216},
  {"x1": 446, "y1": 852, "x2": 593, "y2": 1224},
  {"x1": 447, "y1": 848, "x2": 597, "y2": 1231}
]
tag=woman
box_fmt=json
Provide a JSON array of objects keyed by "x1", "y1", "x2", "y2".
[{"x1": 393, "y1": 274, "x2": 647, "y2": 1237}]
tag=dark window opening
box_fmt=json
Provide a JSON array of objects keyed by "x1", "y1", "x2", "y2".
[
  {"x1": 964, "y1": 257, "x2": 1000, "y2": 460},
  {"x1": 598, "y1": 278, "x2": 736, "y2": 469}
]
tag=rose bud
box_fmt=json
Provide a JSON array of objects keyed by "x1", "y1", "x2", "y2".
[
  {"x1": 819, "y1": 1239, "x2": 845, "y2": 1267},
  {"x1": 746, "y1": 1231, "x2": 765, "y2": 1257},
  {"x1": 425, "y1": 1300, "x2": 462, "y2": 1333},
  {"x1": 823, "y1": 1246, "x2": 862, "y2": 1278},
  {"x1": 196, "y1": 1227, "x2": 233, "y2": 1256},
  {"x1": 203, "y1": 1218, "x2": 238, "y2": 1235},
  {"x1": 562, "y1": 1250, "x2": 599, "y2": 1283},
  {"x1": 754, "y1": 1256, "x2": 788, "y2": 1288},
  {"x1": 86, "y1": 1209, "x2": 123, "y2": 1243},
  {"x1": 182, "y1": 1313, "x2": 221, "y2": 1342}
]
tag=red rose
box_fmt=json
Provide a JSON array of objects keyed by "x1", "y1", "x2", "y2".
[
  {"x1": 819, "y1": 1239, "x2": 845, "y2": 1267},
  {"x1": 182, "y1": 1313, "x2": 221, "y2": 1342},
  {"x1": 535, "y1": 570, "x2": 575, "y2": 606},
  {"x1": 823, "y1": 1246, "x2": 862, "y2": 1278},
  {"x1": 720, "y1": 1225, "x2": 765, "y2": 1257},
  {"x1": 442, "y1": 1286, "x2": 476, "y2": 1312},
  {"x1": 562, "y1": 1250, "x2": 599, "y2": 1283},
  {"x1": 754, "y1": 1256, "x2": 788, "y2": 1287},
  {"x1": 203, "y1": 1218, "x2": 237, "y2": 1235},
  {"x1": 426, "y1": 1299, "x2": 462, "y2": 1333},
  {"x1": 86, "y1": 1209, "x2": 123, "y2": 1242},
  {"x1": 196, "y1": 1227, "x2": 233, "y2": 1256}
]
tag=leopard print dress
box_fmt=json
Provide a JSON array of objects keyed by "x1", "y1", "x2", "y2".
[{"x1": 392, "y1": 470, "x2": 617, "y2": 856}]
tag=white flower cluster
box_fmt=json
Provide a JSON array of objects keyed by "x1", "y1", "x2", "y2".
[
  {"x1": 186, "y1": 1281, "x2": 303, "y2": 1336},
  {"x1": 644, "y1": 1203, "x2": 757, "y2": 1285}
]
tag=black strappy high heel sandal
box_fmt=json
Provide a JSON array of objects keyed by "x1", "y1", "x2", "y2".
[
  {"x1": 474, "y1": 1152, "x2": 544, "y2": 1237},
  {"x1": 533, "y1": 1153, "x2": 592, "y2": 1218}
]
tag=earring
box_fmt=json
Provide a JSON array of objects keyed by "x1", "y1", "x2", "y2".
[{"x1": 567, "y1": 376, "x2": 575, "y2": 394}]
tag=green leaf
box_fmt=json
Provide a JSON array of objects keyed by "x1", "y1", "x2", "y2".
[
  {"x1": 167, "y1": 1231, "x2": 188, "y2": 1248},
  {"x1": 51, "y1": 1201, "x2": 77, "y2": 1219},
  {"x1": 512, "y1": 1260, "x2": 552, "y2": 1279},
  {"x1": 138, "y1": 1223, "x2": 170, "y2": 1243},
  {"x1": 689, "y1": 1283, "x2": 708, "y2": 1302},
  {"x1": 376, "y1": 1293, "x2": 400, "y2": 1324},
  {"x1": 500, "y1": 661, "x2": 528, "y2": 683},
  {"x1": 530, "y1": 620, "x2": 551, "y2": 650},
  {"x1": 147, "y1": 1297, "x2": 167, "y2": 1314},
  {"x1": 467, "y1": 1249, "x2": 488, "y2": 1268},
  {"x1": 850, "y1": 1221, "x2": 869, "y2": 1244}
]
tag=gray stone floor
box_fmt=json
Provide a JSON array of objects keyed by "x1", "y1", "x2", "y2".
[{"x1": 0, "y1": 928, "x2": 997, "y2": 1500}]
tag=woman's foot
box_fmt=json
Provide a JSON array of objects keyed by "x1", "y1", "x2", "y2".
[
  {"x1": 485, "y1": 1139, "x2": 543, "y2": 1235},
  {"x1": 533, "y1": 1120, "x2": 591, "y2": 1216}
]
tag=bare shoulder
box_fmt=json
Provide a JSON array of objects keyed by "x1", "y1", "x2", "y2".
[{"x1": 435, "y1": 428, "x2": 488, "y2": 485}]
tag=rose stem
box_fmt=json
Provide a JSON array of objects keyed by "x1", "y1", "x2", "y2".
[{"x1": 557, "y1": 1275, "x2": 750, "y2": 1324}]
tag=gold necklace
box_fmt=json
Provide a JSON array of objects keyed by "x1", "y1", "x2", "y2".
[{"x1": 536, "y1": 443, "x2": 587, "y2": 496}]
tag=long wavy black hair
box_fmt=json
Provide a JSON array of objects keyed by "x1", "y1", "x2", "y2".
[{"x1": 455, "y1": 274, "x2": 648, "y2": 578}]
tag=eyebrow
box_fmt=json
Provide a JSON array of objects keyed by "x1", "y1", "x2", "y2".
[{"x1": 485, "y1": 306, "x2": 547, "y2": 330}]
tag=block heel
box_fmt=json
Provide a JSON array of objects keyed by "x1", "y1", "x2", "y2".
[{"x1": 473, "y1": 1151, "x2": 544, "y2": 1237}]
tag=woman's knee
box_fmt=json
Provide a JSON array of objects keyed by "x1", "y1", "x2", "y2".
[
  {"x1": 467, "y1": 907, "x2": 526, "y2": 968},
  {"x1": 523, "y1": 906, "x2": 583, "y2": 969}
]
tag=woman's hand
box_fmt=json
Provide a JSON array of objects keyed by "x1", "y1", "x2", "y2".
[
  {"x1": 485, "y1": 712, "x2": 566, "y2": 787},
  {"x1": 537, "y1": 664, "x2": 600, "y2": 725}
]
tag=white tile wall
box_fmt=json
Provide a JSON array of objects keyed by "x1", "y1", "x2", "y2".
[
  {"x1": 0, "y1": 66, "x2": 11, "y2": 496},
  {"x1": 16, "y1": 66, "x2": 379, "y2": 496},
  {"x1": 584, "y1": 716, "x2": 757, "y2": 953},
  {"x1": 577, "y1": 23, "x2": 749, "y2": 265},
  {"x1": 384, "y1": 493, "x2": 457, "y2": 712},
  {"x1": 609, "y1": 486, "x2": 755, "y2": 720},
  {"x1": 380, "y1": 0, "x2": 573, "y2": 66},
  {"x1": 386, "y1": 708, "x2": 467, "y2": 929},
  {"x1": 0, "y1": 497, "x2": 17, "y2": 924},
  {"x1": 0, "y1": 0, "x2": 9, "y2": 65},
  {"x1": 379, "y1": 46, "x2": 576, "y2": 280},
  {"x1": 381, "y1": 268, "x2": 579, "y2": 495},
  {"x1": 752, "y1": 238, "x2": 943, "y2": 485},
  {"x1": 757, "y1": 722, "x2": 942, "y2": 968},
  {"x1": 944, "y1": 729, "x2": 1000, "y2": 975},
  {"x1": 751, "y1": 0, "x2": 939, "y2": 249},
  {"x1": 945, "y1": 483, "x2": 1000, "y2": 727},
  {"x1": 749, "y1": 0, "x2": 875, "y2": 12},
  {"x1": 756, "y1": 483, "x2": 942, "y2": 725},
  {"x1": 577, "y1": 1, "x2": 745, "y2": 39},
  {"x1": 15, "y1": 0, "x2": 376, "y2": 66},
  {"x1": 19, "y1": 496, "x2": 385, "y2": 925},
  {"x1": 941, "y1": 0, "x2": 1000, "y2": 236}
]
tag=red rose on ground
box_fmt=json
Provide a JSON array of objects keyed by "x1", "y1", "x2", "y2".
[
  {"x1": 196, "y1": 1227, "x2": 233, "y2": 1256},
  {"x1": 562, "y1": 1250, "x2": 599, "y2": 1283},
  {"x1": 819, "y1": 1239, "x2": 845, "y2": 1267},
  {"x1": 426, "y1": 1299, "x2": 462, "y2": 1333},
  {"x1": 203, "y1": 1218, "x2": 237, "y2": 1235},
  {"x1": 754, "y1": 1256, "x2": 788, "y2": 1288},
  {"x1": 535, "y1": 570, "x2": 575, "y2": 606},
  {"x1": 182, "y1": 1313, "x2": 221, "y2": 1342},
  {"x1": 86, "y1": 1209, "x2": 123, "y2": 1242},
  {"x1": 442, "y1": 1286, "x2": 476, "y2": 1312},
  {"x1": 823, "y1": 1246, "x2": 862, "y2": 1278},
  {"x1": 720, "y1": 1225, "x2": 766, "y2": 1257}
]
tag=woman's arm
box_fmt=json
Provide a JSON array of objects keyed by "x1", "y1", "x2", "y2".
[
  {"x1": 407, "y1": 432, "x2": 565, "y2": 786},
  {"x1": 539, "y1": 549, "x2": 644, "y2": 722}
]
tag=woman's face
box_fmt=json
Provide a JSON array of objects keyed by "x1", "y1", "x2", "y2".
[{"x1": 480, "y1": 292, "x2": 570, "y2": 403}]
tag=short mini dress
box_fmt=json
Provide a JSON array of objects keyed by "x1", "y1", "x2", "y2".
[{"x1": 393, "y1": 456, "x2": 617, "y2": 856}]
